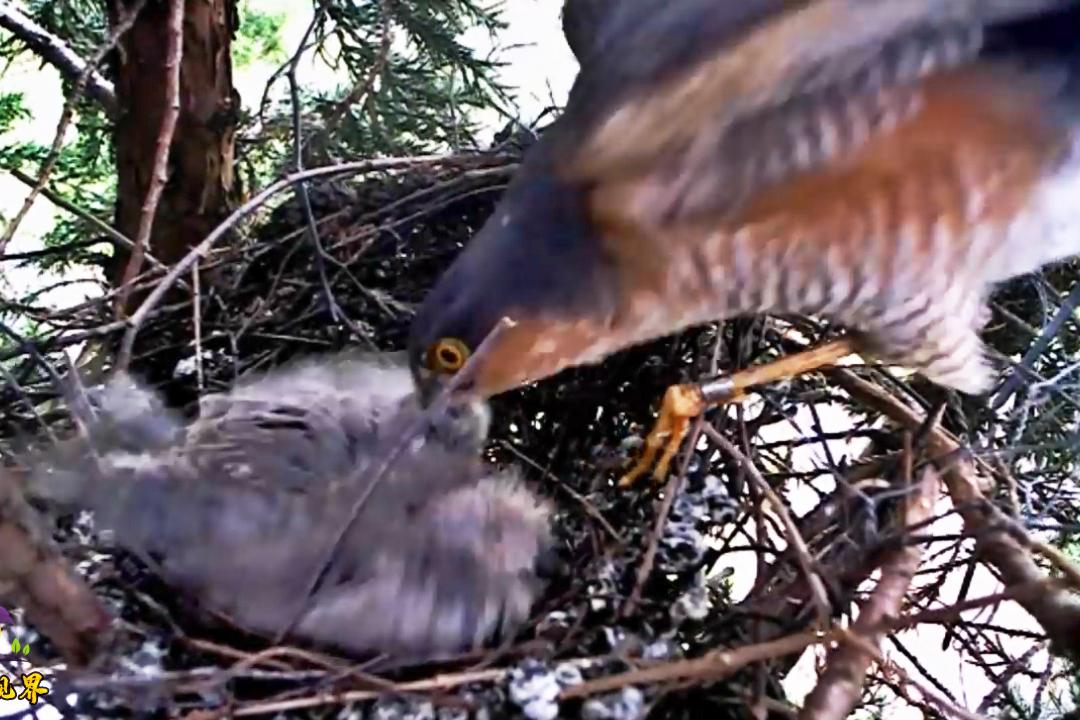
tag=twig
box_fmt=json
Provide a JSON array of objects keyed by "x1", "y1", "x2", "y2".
[
  {"x1": 115, "y1": 153, "x2": 496, "y2": 369},
  {"x1": 975, "y1": 641, "x2": 1047, "y2": 714},
  {"x1": 4, "y1": 170, "x2": 156, "y2": 268},
  {"x1": 232, "y1": 667, "x2": 507, "y2": 717},
  {"x1": 255, "y1": 0, "x2": 326, "y2": 127},
  {"x1": 0, "y1": 361, "x2": 56, "y2": 444},
  {"x1": 559, "y1": 627, "x2": 848, "y2": 700},
  {"x1": 841, "y1": 630, "x2": 991, "y2": 720},
  {"x1": 0, "y1": 319, "x2": 66, "y2": 392},
  {"x1": 113, "y1": 0, "x2": 184, "y2": 315},
  {"x1": 621, "y1": 414, "x2": 704, "y2": 618},
  {"x1": 885, "y1": 579, "x2": 1058, "y2": 632},
  {"x1": 498, "y1": 440, "x2": 622, "y2": 543},
  {"x1": 0, "y1": 2, "x2": 117, "y2": 114},
  {"x1": 831, "y1": 368, "x2": 1080, "y2": 661},
  {"x1": 701, "y1": 425, "x2": 833, "y2": 627},
  {"x1": 192, "y1": 264, "x2": 204, "y2": 392},
  {"x1": 623, "y1": 324, "x2": 727, "y2": 617},
  {"x1": 321, "y1": 0, "x2": 392, "y2": 131},
  {"x1": 282, "y1": 2, "x2": 369, "y2": 343},
  {"x1": 991, "y1": 281, "x2": 1080, "y2": 409},
  {"x1": 798, "y1": 467, "x2": 940, "y2": 720},
  {"x1": 621, "y1": 467, "x2": 687, "y2": 618}
]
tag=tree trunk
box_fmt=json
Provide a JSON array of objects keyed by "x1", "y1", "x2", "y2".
[{"x1": 105, "y1": 0, "x2": 240, "y2": 305}]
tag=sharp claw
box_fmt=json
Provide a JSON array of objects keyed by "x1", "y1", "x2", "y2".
[
  {"x1": 619, "y1": 338, "x2": 856, "y2": 488},
  {"x1": 619, "y1": 384, "x2": 704, "y2": 487}
]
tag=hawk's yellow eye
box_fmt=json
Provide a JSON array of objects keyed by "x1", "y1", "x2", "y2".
[{"x1": 427, "y1": 337, "x2": 471, "y2": 374}]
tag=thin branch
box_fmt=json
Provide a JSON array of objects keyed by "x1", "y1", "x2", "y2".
[
  {"x1": 115, "y1": 153, "x2": 502, "y2": 369},
  {"x1": 832, "y1": 368, "x2": 1080, "y2": 661},
  {"x1": 0, "y1": 1, "x2": 117, "y2": 115},
  {"x1": 702, "y1": 425, "x2": 833, "y2": 627},
  {"x1": 799, "y1": 467, "x2": 940, "y2": 720},
  {"x1": 560, "y1": 627, "x2": 849, "y2": 700},
  {"x1": 321, "y1": 0, "x2": 391, "y2": 131},
  {"x1": 282, "y1": 0, "x2": 369, "y2": 344},
  {"x1": 5, "y1": 168, "x2": 177, "y2": 279},
  {"x1": 0, "y1": 0, "x2": 145, "y2": 255},
  {"x1": 991, "y1": 280, "x2": 1080, "y2": 409}
]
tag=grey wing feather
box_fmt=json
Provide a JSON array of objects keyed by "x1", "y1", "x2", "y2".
[
  {"x1": 81, "y1": 372, "x2": 185, "y2": 453},
  {"x1": 295, "y1": 463, "x2": 553, "y2": 660},
  {"x1": 193, "y1": 349, "x2": 489, "y2": 470},
  {"x1": 23, "y1": 350, "x2": 545, "y2": 661},
  {"x1": 25, "y1": 372, "x2": 183, "y2": 507}
]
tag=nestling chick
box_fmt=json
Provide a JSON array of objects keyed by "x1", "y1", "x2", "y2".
[{"x1": 25, "y1": 351, "x2": 553, "y2": 663}]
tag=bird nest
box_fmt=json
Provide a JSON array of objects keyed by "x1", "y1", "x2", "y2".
[{"x1": 1, "y1": 145, "x2": 1079, "y2": 720}]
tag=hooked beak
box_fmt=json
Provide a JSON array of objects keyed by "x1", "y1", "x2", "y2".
[
  {"x1": 409, "y1": 358, "x2": 440, "y2": 408},
  {"x1": 411, "y1": 363, "x2": 477, "y2": 408}
]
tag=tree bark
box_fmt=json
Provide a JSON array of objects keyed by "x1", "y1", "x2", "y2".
[{"x1": 105, "y1": 0, "x2": 240, "y2": 303}]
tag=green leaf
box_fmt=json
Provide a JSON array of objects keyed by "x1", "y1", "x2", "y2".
[
  {"x1": 233, "y1": 0, "x2": 286, "y2": 68},
  {"x1": 11, "y1": 638, "x2": 20, "y2": 654},
  {"x1": 22, "y1": 643, "x2": 29, "y2": 655}
]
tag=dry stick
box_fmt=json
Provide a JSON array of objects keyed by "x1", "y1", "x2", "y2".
[
  {"x1": 560, "y1": 627, "x2": 847, "y2": 700},
  {"x1": 838, "y1": 630, "x2": 992, "y2": 720},
  {"x1": 701, "y1": 425, "x2": 833, "y2": 627},
  {"x1": 991, "y1": 281, "x2": 1080, "y2": 409},
  {"x1": 887, "y1": 579, "x2": 1055, "y2": 631},
  {"x1": 229, "y1": 579, "x2": 1034, "y2": 719},
  {"x1": 56, "y1": 580, "x2": 1058, "y2": 714},
  {"x1": 976, "y1": 641, "x2": 1047, "y2": 714},
  {"x1": 192, "y1": 263, "x2": 204, "y2": 392},
  {"x1": 274, "y1": 317, "x2": 516, "y2": 645},
  {"x1": 621, "y1": 421, "x2": 699, "y2": 618},
  {"x1": 0, "y1": 0, "x2": 146, "y2": 255},
  {"x1": 830, "y1": 369, "x2": 1080, "y2": 661},
  {"x1": 0, "y1": 361, "x2": 56, "y2": 444},
  {"x1": 322, "y1": 0, "x2": 391, "y2": 131},
  {"x1": 798, "y1": 466, "x2": 941, "y2": 720},
  {"x1": 0, "y1": 3, "x2": 117, "y2": 113},
  {"x1": 115, "y1": 154, "x2": 481, "y2": 369},
  {"x1": 839, "y1": 372, "x2": 1080, "y2": 592},
  {"x1": 183, "y1": 639, "x2": 296, "y2": 672},
  {"x1": 254, "y1": 0, "x2": 328, "y2": 126},
  {"x1": 622, "y1": 326, "x2": 728, "y2": 617},
  {"x1": 281, "y1": 0, "x2": 369, "y2": 341},
  {"x1": 5, "y1": 168, "x2": 169, "y2": 272},
  {"x1": 112, "y1": 0, "x2": 184, "y2": 316},
  {"x1": 232, "y1": 667, "x2": 508, "y2": 717}
]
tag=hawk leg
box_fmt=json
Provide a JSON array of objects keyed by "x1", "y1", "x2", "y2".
[{"x1": 619, "y1": 338, "x2": 857, "y2": 487}]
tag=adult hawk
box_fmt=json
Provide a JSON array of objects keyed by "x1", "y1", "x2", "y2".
[{"x1": 408, "y1": 0, "x2": 1080, "y2": 481}]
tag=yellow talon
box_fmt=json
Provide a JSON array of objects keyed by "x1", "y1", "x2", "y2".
[
  {"x1": 618, "y1": 339, "x2": 857, "y2": 487},
  {"x1": 619, "y1": 384, "x2": 705, "y2": 487}
]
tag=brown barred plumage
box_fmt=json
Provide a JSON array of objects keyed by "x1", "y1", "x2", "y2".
[{"x1": 407, "y1": 0, "x2": 1080, "y2": 480}]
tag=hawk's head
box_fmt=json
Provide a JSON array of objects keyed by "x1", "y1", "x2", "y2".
[{"x1": 407, "y1": 148, "x2": 621, "y2": 405}]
